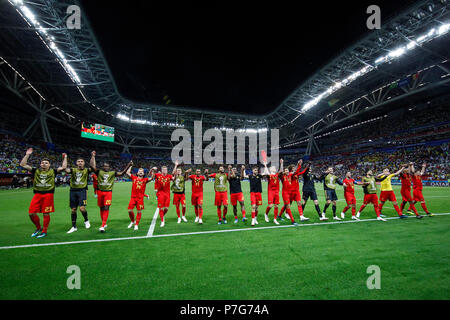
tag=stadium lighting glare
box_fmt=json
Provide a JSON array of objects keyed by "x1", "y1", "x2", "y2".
[
  {"x1": 300, "y1": 21, "x2": 450, "y2": 113},
  {"x1": 9, "y1": 1, "x2": 82, "y2": 85},
  {"x1": 116, "y1": 113, "x2": 184, "y2": 128}
]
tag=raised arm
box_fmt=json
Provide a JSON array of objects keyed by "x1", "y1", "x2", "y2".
[
  {"x1": 184, "y1": 168, "x2": 192, "y2": 180},
  {"x1": 204, "y1": 169, "x2": 209, "y2": 181},
  {"x1": 125, "y1": 164, "x2": 132, "y2": 178},
  {"x1": 117, "y1": 160, "x2": 133, "y2": 177},
  {"x1": 20, "y1": 148, "x2": 34, "y2": 171},
  {"x1": 241, "y1": 165, "x2": 246, "y2": 179},
  {"x1": 89, "y1": 150, "x2": 97, "y2": 171},
  {"x1": 278, "y1": 159, "x2": 284, "y2": 174},
  {"x1": 262, "y1": 161, "x2": 269, "y2": 176},
  {"x1": 393, "y1": 166, "x2": 405, "y2": 176},
  {"x1": 228, "y1": 165, "x2": 233, "y2": 178},
  {"x1": 56, "y1": 153, "x2": 68, "y2": 173},
  {"x1": 420, "y1": 163, "x2": 426, "y2": 176},
  {"x1": 172, "y1": 160, "x2": 179, "y2": 176}
]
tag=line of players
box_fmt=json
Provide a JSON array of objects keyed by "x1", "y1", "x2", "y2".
[{"x1": 19, "y1": 148, "x2": 433, "y2": 238}]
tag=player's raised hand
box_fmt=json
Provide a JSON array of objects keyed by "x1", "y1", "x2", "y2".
[
  {"x1": 228, "y1": 165, "x2": 232, "y2": 170},
  {"x1": 129, "y1": 160, "x2": 133, "y2": 166},
  {"x1": 298, "y1": 159, "x2": 303, "y2": 165},
  {"x1": 280, "y1": 159, "x2": 284, "y2": 164},
  {"x1": 26, "y1": 148, "x2": 33, "y2": 155},
  {"x1": 91, "y1": 150, "x2": 96, "y2": 157},
  {"x1": 422, "y1": 163, "x2": 427, "y2": 167},
  {"x1": 241, "y1": 165, "x2": 245, "y2": 170},
  {"x1": 204, "y1": 168, "x2": 209, "y2": 173},
  {"x1": 174, "y1": 160, "x2": 179, "y2": 166},
  {"x1": 152, "y1": 166, "x2": 158, "y2": 171}
]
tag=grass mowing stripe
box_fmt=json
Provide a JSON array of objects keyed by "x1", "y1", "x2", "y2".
[{"x1": 1, "y1": 212, "x2": 448, "y2": 250}]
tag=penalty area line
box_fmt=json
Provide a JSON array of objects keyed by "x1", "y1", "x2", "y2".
[
  {"x1": 0, "y1": 213, "x2": 449, "y2": 250},
  {"x1": 147, "y1": 208, "x2": 159, "y2": 237}
]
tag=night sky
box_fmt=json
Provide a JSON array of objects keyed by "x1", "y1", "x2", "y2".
[{"x1": 80, "y1": 0, "x2": 415, "y2": 114}]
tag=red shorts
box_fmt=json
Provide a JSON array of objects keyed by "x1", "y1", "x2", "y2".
[
  {"x1": 413, "y1": 189, "x2": 424, "y2": 202},
  {"x1": 128, "y1": 197, "x2": 144, "y2": 210},
  {"x1": 157, "y1": 191, "x2": 170, "y2": 208},
  {"x1": 267, "y1": 190, "x2": 280, "y2": 205},
  {"x1": 215, "y1": 191, "x2": 228, "y2": 206},
  {"x1": 250, "y1": 192, "x2": 262, "y2": 206},
  {"x1": 29, "y1": 193, "x2": 54, "y2": 214},
  {"x1": 290, "y1": 190, "x2": 301, "y2": 202},
  {"x1": 282, "y1": 191, "x2": 291, "y2": 205},
  {"x1": 191, "y1": 192, "x2": 203, "y2": 206},
  {"x1": 401, "y1": 189, "x2": 413, "y2": 202},
  {"x1": 173, "y1": 193, "x2": 186, "y2": 205},
  {"x1": 97, "y1": 190, "x2": 112, "y2": 207},
  {"x1": 363, "y1": 194, "x2": 379, "y2": 205},
  {"x1": 380, "y1": 190, "x2": 397, "y2": 202},
  {"x1": 344, "y1": 193, "x2": 356, "y2": 205},
  {"x1": 230, "y1": 192, "x2": 244, "y2": 206}
]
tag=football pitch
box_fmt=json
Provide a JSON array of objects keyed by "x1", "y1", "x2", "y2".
[{"x1": 0, "y1": 181, "x2": 449, "y2": 300}]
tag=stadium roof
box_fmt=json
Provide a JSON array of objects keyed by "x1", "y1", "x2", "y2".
[{"x1": 0, "y1": 0, "x2": 449, "y2": 151}]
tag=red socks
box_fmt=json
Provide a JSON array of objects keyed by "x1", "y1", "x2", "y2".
[
  {"x1": 176, "y1": 206, "x2": 181, "y2": 218},
  {"x1": 42, "y1": 214, "x2": 50, "y2": 233},
  {"x1": 135, "y1": 212, "x2": 142, "y2": 226},
  {"x1": 393, "y1": 205, "x2": 402, "y2": 216},
  {"x1": 199, "y1": 208, "x2": 203, "y2": 219},
  {"x1": 29, "y1": 214, "x2": 41, "y2": 230},
  {"x1": 194, "y1": 207, "x2": 199, "y2": 217},
  {"x1": 101, "y1": 210, "x2": 109, "y2": 227},
  {"x1": 129, "y1": 211, "x2": 135, "y2": 222},
  {"x1": 297, "y1": 205, "x2": 304, "y2": 217},
  {"x1": 223, "y1": 207, "x2": 228, "y2": 219},
  {"x1": 409, "y1": 203, "x2": 419, "y2": 216},
  {"x1": 280, "y1": 206, "x2": 286, "y2": 216},
  {"x1": 286, "y1": 208, "x2": 295, "y2": 222},
  {"x1": 265, "y1": 206, "x2": 271, "y2": 215},
  {"x1": 421, "y1": 202, "x2": 429, "y2": 214},
  {"x1": 351, "y1": 206, "x2": 356, "y2": 217},
  {"x1": 358, "y1": 204, "x2": 366, "y2": 213},
  {"x1": 182, "y1": 206, "x2": 186, "y2": 216},
  {"x1": 251, "y1": 210, "x2": 256, "y2": 219},
  {"x1": 343, "y1": 205, "x2": 350, "y2": 213},
  {"x1": 374, "y1": 205, "x2": 380, "y2": 217},
  {"x1": 159, "y1": 208, "x2": 165, "y2": 222},
  {"x1": 217, "y1": 207, "x2": 222, "y2": 220},
  {"x1": 274, "y1": 207, "x2": 279, "y2": 220},
  {"x1": 242, "y1": 210, "x2": 246, "y2": 218}
]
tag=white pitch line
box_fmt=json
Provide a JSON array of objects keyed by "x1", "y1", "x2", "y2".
[
  {"x1": 0, "y1": 213, "x2": 449, "y2": 250},
  {"x1": 147, "y1": 208, "x2": 159, "y2": 237}
]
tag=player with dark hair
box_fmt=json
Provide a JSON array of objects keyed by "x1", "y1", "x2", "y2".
[
  {"x1": 399, "y1": 162, "x2": 422, "y2": 218},
  {"x1": 186, "y1": 168, "x2": 209, "y2": 224},
  {"x1": 242, "y1": 164, "x2": 263, "y2": 226},
  {"x1": 151, "y1": 164, "x2": 174, "y2": 228},
  {"x1": 125, "y1": 163, "x2": 152, "y2": 230},
  {"x1": 209, "y1": 165, "x2": 229, "y2": 224},
  {"x1": 356, "y1": 170, "x2": 386, "y2": 221},
  {"x1": 229, "y1": 165, "x2": 247, "y2": 224},
  {"x1": 20, "y1": 148, "x2": 67, "y2": 238},
  {"x1": 411, "y1": 163, "x2": 433, "y2": 217},
  {"x1": 340, "y1": 171, "x2": 359, "y2": 221},
  {"x1": 377, "y1": 166, "x2": 415, "y2": 219},
  {"x1": 279, "y1": 159, "x2": 309, "y2": 222},
  {"x1": 278, "y1": 159, "x2": 298, "y2": 226},
  {"x1": 65, "y1": 156, "x2": 93, "y2": 233},
  {"x1": 300, "y1": 163, "x2": 324, "y2": 220},
  {"x1": 90, "y1": 151, "x2": 132, "y2": 232},
  {"x1": 318, "y1": 167, "x2": 343, "y2": 221}
]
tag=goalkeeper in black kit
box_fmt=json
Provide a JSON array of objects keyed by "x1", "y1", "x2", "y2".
[{"x1": 300, "y1": 163, "x2": 325, "y2": 220}]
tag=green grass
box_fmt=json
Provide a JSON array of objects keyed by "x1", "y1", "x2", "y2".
[{"x1": 0, "y1": 182, "x2": 449, "y2": 299}]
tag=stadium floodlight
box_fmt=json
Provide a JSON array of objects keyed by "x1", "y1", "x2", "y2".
[
  {"x1": 9, "y1": 1, "x2": 82, "y2": 85},
  {"x1": 300, "y1": 20, "x2": 450, "y2": 113}
]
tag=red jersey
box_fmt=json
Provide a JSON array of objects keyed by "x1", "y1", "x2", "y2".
[
  {"x1": 289, "y1": 165, "x2": 307, "y2": 192},
  {"x1": 280, "y1": 174, "x2": 291, "y2": 192},
  {"x1": 131, "y1": 175, "x2": 149, "y2": 198},
  {"x1": 400, "y1": 173, "x2": 412, "y2": 190},
  {"x1": 267, "y1": 174, "x2": 280, "y2": 191},
  {"x1": 189, "y1": 175, "x2": 206, "y2": 193},
  {"x1": 154, "y1": 173, "x2": 173, "y2": 193},
  {"x1": 411, "y1": 175, "x2": 423, "y2": 190},
  {"x1": 343, "y1": 178, "x2": 355, "y2": 194}
]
